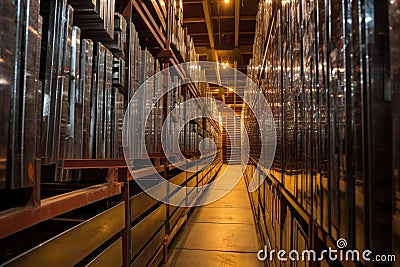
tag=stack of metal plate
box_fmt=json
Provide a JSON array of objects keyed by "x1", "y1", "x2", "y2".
[
  {"x1": 69, "y1": 0, "x2": 115, "y2": 41},
  {"x1": 0, "y1": 0, "x2": 16, "y2": 189},
  {"x1": 55, "y1": 77, "x2": 71, "y2": 181},
  {"x1": 56, "y1": 24, "x2": 84, "y2": 181},
  {"x1": 125, "y1": 21, "x2": 141, "y2": 159},
  {"x1": 91, "y1": 43, "x2": 106, "y2": 158},
  {"x1": 113, "y1": 57, "x2": 126, "y2": 87},
  {"x1": 36, "y1": 17, "x2": 44, "y2": 158},
  {"x1": 80, "y1": 39, "x2": 94, "y2": 159},
  {"x1": 127, "y1": 22, "x2": 140, "y2": 99},
  {"x1": 6, "y1": 0, "x2": 42, "y2": 189},
  {"x1": 104, "y1": 13, "x2": 127, "y2": 53},
  {"x1": 41, "y1": 0, "x2": 69, "y2": 164},
  {"x1": 89, "y1": 43, "x2": 115, "y2": 159},
  {"x1": 58, "y1": 5, "x2": 75, "y2": 164},
  {"x1": 112, "y1": 89, "x2": 124, "y2": 158},
  {"x1": 105, "y1": 49, "x2": 113, "y2": 158},
  {"x1": 71, "y1": 26, "x2": 83, "y2": 160}
]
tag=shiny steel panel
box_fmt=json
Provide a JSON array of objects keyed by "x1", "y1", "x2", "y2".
[
  {"x1": 130, "y1": 204, "x2": 166, "y2": 258},
  {"x1": 86, "y1": 238, "x2": 123, "y2": 267},
  {"x1": 0, "y1": 0, "x2": 16, "y2": 188},
  {"x1": 130, "y1": 191, "x2": 158, "y2": 222},
  {"x1": 131, "y1": 226, "x2": 165, "y2": 267},
  {"x1": 4, "y1": 202, "x2": 125, "y2": 266}
]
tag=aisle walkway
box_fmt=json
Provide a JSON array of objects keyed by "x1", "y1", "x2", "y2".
[{"x1": 164, "y1": 165, "x2": 263, "y2": 267}]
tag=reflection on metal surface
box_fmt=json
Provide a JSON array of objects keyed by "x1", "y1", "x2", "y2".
[
  {"x1": 86, "y1": 238, "x2": 123, "y2": 267},
  {"x1": 131, "y1": 226, "x2": 165, "y2": 267},
  {"x1": 245, "y1": 0, "x2": 394, "y2": 263},
  {"x1": 130, "y1": 204, "x2": 166, "y2": 258}
]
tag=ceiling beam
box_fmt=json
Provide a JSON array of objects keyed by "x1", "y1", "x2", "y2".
[
  {"x1": 202, "y1": 0, "x2": 215, "y2": 50},
  {"x1": 235, "y1": 0, "x2": 240, "y2": 48},
  {"x1": 189, "y1": 31, "x2": 254, "y2": 36},
  {"x1": 183, "y1": 15, "x2": 256, "y2": 23},
  {"x1": 195, "y1": 45, "x2": 253, "y2": 55},
  {"x1": 202, "y1": 0, "x2": 221, "y2": 84}
]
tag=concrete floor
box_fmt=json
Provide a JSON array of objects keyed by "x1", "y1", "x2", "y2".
[{"x1": 164, "y1": 165, "x2": 264, "y2": 267}]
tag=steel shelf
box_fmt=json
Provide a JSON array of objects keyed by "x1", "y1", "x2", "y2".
[{"x1": 0, "y1": 182, "x2": 122, "y2": 239}]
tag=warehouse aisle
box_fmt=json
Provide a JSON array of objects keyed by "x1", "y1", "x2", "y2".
[{"x1": 164, "y1": 165, "x2": 263, "y2": 267}]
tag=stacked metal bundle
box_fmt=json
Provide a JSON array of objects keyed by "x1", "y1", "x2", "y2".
[
  {"x1": 69, "y1": 0, "x2": 115, "y2": 41},
  {"x1": 104, "y1": 13, "x2": 127, "y2": 53},
  {"x1": 89, "y1": 43, "x2": 116, "y2": 159},
  {"x1": 141, "y1": 49, "x2": 155, "y2": 154},
  {"x1": 36, "y1": 17, "x2": 44, "y2": 157},
  {"x1": 127, "y1": 22, "x2": 140, "y2": 98},
  {"x1": 38, "y1": 1, "x2": 126, "y2": 180},
  {"x1": 91, "y1": 43, "x2": 106, "y2": 158},
  {"x1": 112, "y1": 89, "x2": 124, "y2": 158},
  {"x1": 41, "y1": 0, "x2": 72, "y2": 165},
  {"x1": 113, "y1": 57, "x2": 126, "y2": 88},
  {"x1": 39, "y1": 1, "x2": 78, "y2": 180},
  {"x1": 125, "y1": 21, "x2": 140, "y2": 160},
  {"x1": 0, "y1": 0, "x2": 42, "y2": 189},
  {"x1": 170, "y1": 0, "x2": 186, "y2": 58},
  {"x1": 104, "y1": 49, "x2": 114, "y2": 158},
  {"x1": 71, "y1": 27, "x2": 82, "y2": 159},
  {"x1": 0, "y1": 1, "x2": 16, "y2": 189},
  {"x1": 80, "y1": 39, "x2": 94, "y2": 159}
]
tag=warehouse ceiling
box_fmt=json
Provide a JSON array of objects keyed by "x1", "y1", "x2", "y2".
[{"x1": 183, "y1": 0, "x2": 258, "y2": 111}]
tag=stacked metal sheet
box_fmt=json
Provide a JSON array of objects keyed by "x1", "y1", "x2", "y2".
[
  {"x1": 56, "y1": 24, "x2": 84, "y2": 181},
  {"x1": 39, "y1": 1, "x2": 79, "y2": 181},
  {"x1": 127, "y1": 21, "x2": 140, "y2": 99},
  {"x1": 36, "y1": 17, "x2": 44, "y2": 158},
  {"x1": 55, "y1": 77, "x2": 71, "y2": 181},
  {"x1": 71, "y1": 26, "x2": 83, "y2": 160},
  {"x1": 170, "y1": 0, "x2": 186, "y2": 58},
  {"x1": 5, "y1": 0, "x2": 42, "y2": 189},
  {"x1": 105, "y1": 49, "x2": 114, "y2": 158},
  {"x1": 41, "y1": 0, "x2": 69, "y2": 164},
  {"x1": 113, "y1": 57, "x2": 126, "y2": 88},
  {"x1": 142, "y1": 49, "x2": 156, "y2": 154},
  {"x1": 125, "y1": 21, "x2": 140, "y2": 159},
  {"x1": 0, "y1": 0, "x2": 16, "y2": 189},
  {"x1": 1, "y1": 1, "x2": 133, "y2": 184},
  {"x1": 112, "y1": 89, "x2": 124, "y2": 158},
  {"x1": 104, "y1": 13, "x2": 127, "y2": 53},
  {"x1": 69, "y1": 0, "x2": 115, "y2": 41},
  {"x1": 88, "y1": 42, "x2": 116, "y2": 159},
  {"x1": 91, "y1": 43, "x2": 106, "y2": 158},
  {"x1": 80, "y1": 39, "x2": 94, "y2": 159},
  {"x1": 58, "y1": 6, "x2": 75, "y2": 164}
]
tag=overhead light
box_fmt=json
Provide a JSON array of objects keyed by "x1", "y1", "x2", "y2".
[
  {"x1": 222, "y1": 62, "x2": 229, "y2": 69},
  {"x1": 224, "y1": 0, "x2": 230, "y2": 4}
]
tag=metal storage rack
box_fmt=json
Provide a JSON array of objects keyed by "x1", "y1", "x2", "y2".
[{"x1": 0, "y1": 0, "x2": 222, "y2": 266}]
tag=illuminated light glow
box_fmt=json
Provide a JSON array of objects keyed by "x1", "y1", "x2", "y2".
[
  {"x1": 0, "y1": 78, "x2": 9, "y2": 85},
  {"x1": 224, "y1": 0, "x2": 230, "y2": 4},
  {"x1": 221, "y1": 62, "x2": 229, "y2": 69}
]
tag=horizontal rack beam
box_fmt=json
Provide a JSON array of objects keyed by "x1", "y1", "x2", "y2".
[{"x1": 0, "y1": 183, "x2": 123, "y2": 239}]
